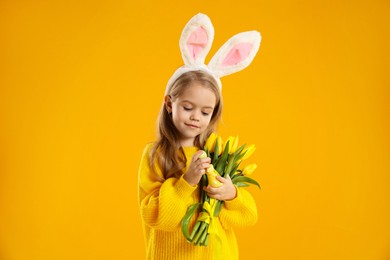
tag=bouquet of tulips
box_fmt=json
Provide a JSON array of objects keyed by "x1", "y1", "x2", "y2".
[{"x1": 181, "y1": 133, "x2": 260, "y2": 246}]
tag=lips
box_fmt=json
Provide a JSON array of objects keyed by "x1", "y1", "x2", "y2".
[{"x1": 185, "y1": 123, "x2": 199, "y2": 129}]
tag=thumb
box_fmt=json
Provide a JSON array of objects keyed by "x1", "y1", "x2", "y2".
[{"x1": 226, "y1": 174, "x2": 232, "y2": 182}]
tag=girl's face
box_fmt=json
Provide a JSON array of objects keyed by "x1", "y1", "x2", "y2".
[{"x1": 166, "y1": 83, "x2": 217, "y2": 147}]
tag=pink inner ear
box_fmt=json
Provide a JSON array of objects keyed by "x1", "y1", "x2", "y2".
[
  {"x1": 221, "y1": 43, "x2": 252, "y2": 67},
  {"x1": 187, "y1": 26, "x2": 208, "y2": 60}
]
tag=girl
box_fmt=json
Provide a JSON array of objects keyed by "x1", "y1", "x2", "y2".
[{"x1": 138, "y1": 13, "x2": 261, "y2": 259}]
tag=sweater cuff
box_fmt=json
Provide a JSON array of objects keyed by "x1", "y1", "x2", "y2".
[
  {"x1": 174, "y1": 175, "x2": 197, "y2": 197},
  {"x1": 223, "y1": 187, "x2": 244, "y2": 210}
]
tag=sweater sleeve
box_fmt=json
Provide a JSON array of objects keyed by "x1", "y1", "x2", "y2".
[
  {"x1": 138, "y1": 144, "x2": 198, "y2": 231},
  {"x1": 218, "y1": 187, "x2": 258, "y2": 229}
]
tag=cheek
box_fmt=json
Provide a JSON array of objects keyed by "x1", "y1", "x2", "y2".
[
  {"x1": 172, "y1": 107, "x2": 187, "y2": 122},
  {"x1": 202, "y1": 116, "x2": 213, "y2": 126},
  {"x1": 171, "y1": 105, "x2": 181, "y2": 116}
]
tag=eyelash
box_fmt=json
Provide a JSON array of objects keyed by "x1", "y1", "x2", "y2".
[{"x1": 183, "y1": 107, "x2": 210, "y2": 116}]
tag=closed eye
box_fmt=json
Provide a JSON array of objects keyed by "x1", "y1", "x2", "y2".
[{"x1": 183, "y1": 107, "x2": 192, "y2": 111}]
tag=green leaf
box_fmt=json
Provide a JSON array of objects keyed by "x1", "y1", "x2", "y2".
[
  {"x1": 213, "y1": 138, "x2": 220, "y2": 164},
  {"x1": 231, "y1": 173, "x2": 243, "y2": 181},
  {"x1": 213, "y1": 200, "x2": 224, "y2": 217},
  {"x1": 224, "y1": 153, "x2": 236, "y2": 177},
  {"x1": 235, "y1": 151, "x2": 247, "y2": 161},
  {"x1": 235, "y1": 182, "x2": 250, "y2": 187},
  {"x1": 181, "y1": 203, "x2": 201, "y2": 241},
  {"x1": 234, "y1": 144, "x2": 246, "y2": 157},
  {"x1": 229, "y1": 162, "x2": 241, "y2": 177},
  {"x1": 216, "y1": 140, "x2": 229, "y2": 174},
  {"x1": 224, "y1": 144, "x2": 246, "y2": 177},
  {"x1": 232, "y1": 176, "x2": 261, "y2": 189}
]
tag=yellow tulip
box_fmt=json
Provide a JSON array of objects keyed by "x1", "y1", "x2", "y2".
[
  {"x1": 222, "y1": 136, "x2": 232, "y2": 153},
  {"x1": 223, "y1": 136, "x2": 238, "y2": 154},
  {"x1": 216, "y1": 136, "x2": 223, "y2": 156},
  {"x1": 242, "y1": 164, "x2": 257, "y2": 176},
  {"x1": 204, "y1": 132, "x2": 217, "y2": 153},
  {"x1": 241, "y1": 144, "x2": 256, "y2": 160},
  {"x1": 231, "y1": 136, "x2": 239, "y2": 153}
]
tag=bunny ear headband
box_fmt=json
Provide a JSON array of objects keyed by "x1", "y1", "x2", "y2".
[{"x1": 165, "y1": 13, "x2": 261, "y2": 94}]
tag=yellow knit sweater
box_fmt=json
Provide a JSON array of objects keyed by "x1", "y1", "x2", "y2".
[{"x1": 138, "y1": 143, "x2": 257, "y2": 260}]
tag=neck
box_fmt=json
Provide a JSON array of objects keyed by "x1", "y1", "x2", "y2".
[{"x1": 180, "y1": 138, "x2": 195, "y2": 147}]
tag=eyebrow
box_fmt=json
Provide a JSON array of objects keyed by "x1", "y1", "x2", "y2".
[{"x1": 181, "y1": 100, "x2": 214, "y2": 110}]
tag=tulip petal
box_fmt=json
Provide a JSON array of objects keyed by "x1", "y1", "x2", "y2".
[
  {"x1": 204, "y1": 132, "x2": 217, "y2": 153},
  {"x1": 242, "y1": 164, "x2": 258, "y2": 176},
  {"x1": 216, "y1": 136, "x2": 223, "y2": 155},
  {"x1": 242, "y1": 144, "x2": 256, "y2": 160}
]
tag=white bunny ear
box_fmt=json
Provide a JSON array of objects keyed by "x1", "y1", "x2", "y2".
[
  {"x1": 208, "y1": 31, "x2": 261, "y2": 78},
  {"x1": 179, "y1": 13, "x2": 214, "y2": 66}
]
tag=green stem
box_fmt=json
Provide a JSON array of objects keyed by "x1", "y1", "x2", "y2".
[
  {"x1": 189, "y1": 221, "x2": 201, "y2": 241},
  {"x1": 192, "y1": 222, "x2": 207, "y2": 244},
  {"x1": 204, "y1": 233, "x2": 209, "y2": 246},
  {"x1": 199, "y1": 224, "x2": 209, "y2": 246},
  {"x1": 200, "y1": 175, "x2": 207, "y2": 203}
]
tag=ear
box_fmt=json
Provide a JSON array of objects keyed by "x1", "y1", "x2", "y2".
[
  {"x1": 208, "y1": 31, "x2": 261, "y2": 78},
  {"x1": 179, "y1": 13, "x2": 214, "y2": 66},
  {"x1": 164, "y1": 95, "x2": 172, "y2": 113}
]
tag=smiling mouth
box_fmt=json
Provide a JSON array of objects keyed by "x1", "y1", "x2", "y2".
[{"x1": 185, "y1": 123, "x2": 199, "y2": 129}]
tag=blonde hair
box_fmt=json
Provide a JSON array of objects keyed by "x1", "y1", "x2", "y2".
[{"x1": 150, "y1": 70, "x2": 223, "y2": 180}]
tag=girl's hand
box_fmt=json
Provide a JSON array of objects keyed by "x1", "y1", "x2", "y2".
[
  {"x1": 183, "y1": 150, "x2": 211, "y2": 186},
  {"x1": 203, "y1": 175, "x2": 237, "y2": 201}
]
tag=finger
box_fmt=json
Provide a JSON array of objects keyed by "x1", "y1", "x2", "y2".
[
  {"x1": 205, "y1": 191, "x2": 218, "y2": 198},
  {"x1": 198, "y1": 157, "x2": 211, "y2": 164},
  {"x1": 195, "y1": 164, "x2": 206, "y2": 174},
  {"x1": 195, "y1": 158, "x2": 210, "y2": 167},
  {"x1": 208, "y1": 193, "x2": 221, "y2": 200},
  {"x1": 203, "y1": 186, "x2": 212, "y2": 194},
  {"x1": 203, "y1": 186, "x2": 220, "y2": 194},
  {"x1": 200, "y1": 169, "x2": 206, "y2": 175},
  {"x1": 198, "y1": 162, "x2": 211, "y2": 170},
  {"x1": 216, "y1": 175, "x2": 227, "y2": 183}
]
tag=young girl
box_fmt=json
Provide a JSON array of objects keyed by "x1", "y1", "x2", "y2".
[{"x1": 138, "y1": 13, "x2": 261, "y2": 259}]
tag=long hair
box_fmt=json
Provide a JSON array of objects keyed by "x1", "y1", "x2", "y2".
[{"x1": 149, "y1": 70, "x2": 223, "y2": 180}]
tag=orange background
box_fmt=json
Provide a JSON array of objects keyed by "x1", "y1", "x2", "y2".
[{"x1": 1, "y1": 0, "x2": 389, "y2": 259}]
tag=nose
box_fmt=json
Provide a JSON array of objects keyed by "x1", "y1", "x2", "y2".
[{"x1": 190, "y1": 110, "x2": 200, "y2": 121}]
